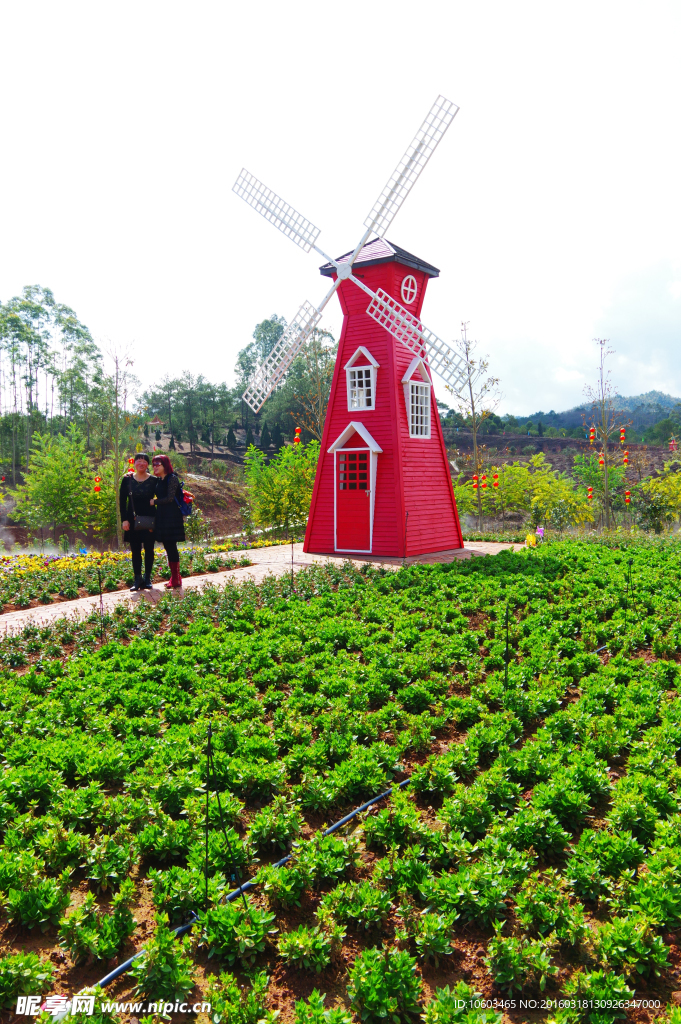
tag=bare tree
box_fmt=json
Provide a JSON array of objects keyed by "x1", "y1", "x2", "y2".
[
  {"x1": 105, "y1": 345, "x2": 136, "y2": 547},
  {"x1": 446, "y1": 322, "x2": 501, "y2": 530},
  {"x1": 582, "y1": 339, "x2": 629, "y2": 531}
]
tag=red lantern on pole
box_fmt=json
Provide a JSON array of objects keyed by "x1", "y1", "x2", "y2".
[
  {"x1": 587, "y1": 486, "x2": 593, "y2": 501},
  {"x1": 493, "y1": 473, "x2": 499, "y2": 488},
  {"x1": 619, "y1": 426, "x2": 626, "y2": 444},
  {"x1": 128, "y1": 457, "x2": 134, "y2": 467},
  {"x1": 293, "y1": 427, "x2": 302, "y2": 446},
  {"x1": 472, "y1": 474, "x2": 478, "y2": 489},
  {"x1": 598, "y1": 453, "x2": 605, "y2": 467},
  {"x1": 625, "y1": 490, "x2": 631, "y2": 505},
  {"x1": 94, "y1": 475, "x2": 101, "y2": 494},
  {"x1": 481, "y1": 474, "x2": 487, "y2": 489},
  {"x1": 623, "y1": 450, "x2": 629, "y2": 465},
  {"x1": 589, "y1": 426, "x2": 596, "y2": 445}
]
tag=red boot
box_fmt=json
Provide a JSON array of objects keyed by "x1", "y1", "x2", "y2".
[{"x1": 164, "y1": 561, "x2": 182, "y2": 589}]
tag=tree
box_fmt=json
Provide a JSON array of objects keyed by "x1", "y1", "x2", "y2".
[
  {"x1": 11, "y1": 424, "x2": 94, "y2": 541},
  {"x1": 285, "y1": 329, "x2": 337, "y2": 439},
  {"x1": 583, "y1": 340, "x2": 629, "y2": 530},
  {"x1": 226, "y1": 427, "x2": 236, "y2": 450},
  {"x1": 446, "y1": 322, "x2": 501, "y2": 530},
  {"x1": 103, "y1": 347, "x2": 137, "y2": 547},
  {"x1": 260, "y1": 423, "x2": 271, "y2": 449},
  {"x1": 244, "y1": 439, "x2": 320, "y2": 537}
]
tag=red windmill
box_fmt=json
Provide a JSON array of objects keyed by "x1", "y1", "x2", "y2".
[{"x1": 234, "y1": 96, "x2": 466, "y2": 556}]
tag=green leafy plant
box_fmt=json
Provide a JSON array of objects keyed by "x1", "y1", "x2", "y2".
[
  {"x1": 247, "y1": 796, "x2": 302, "y2": 852},
  {"x1": 318, "y1": 880, "x2": 392, "y2": 932},
  {"x1": 594, "y1": 913, "x2": 669, "y2": 978},
  {"x1": 550, "y1": 969, "x2": 634, "y2": 1023},
  {"x1": 129, "y1": 912, "x2": 196, "y2": 1001},
  {"x1": 0, "y1": 951, "x2": 54, "y2": 1009},
  {"x1": 205, "y1": 969, "x2": 278, "y2": 1024},
  {"x1": 515, "y1": 870, "x2": 586, "y2": 945},
  {"x1": 278, "y1": 922, "x2": 345, "y2": 972},
  {"x1": 58, "y1": 877, "x2": 136, "y2": 961},
  {"x1": 3, "y1": 876, "x2": 70, "y2": 930},
  {"x1": 485, "y1": 924, "x2": 558, "y2": 994},
  {"x1": 198, "y1": 899, "x2": 278, "y2": 965},
  {"x1": 294, "y1": 990, "x2": 354, "y2": 1024},
  {"x1": 85, "y1": 834, "x2": 136, "y2": 891},
  {"x1": 412, "y1": 911, "x2": 457, "y2": 966},
  {"x1": 423, "y1": 983, "x2": 502, "y2": 1024},
  {"x1": 348, "y1": 947, "x2": 422, "y2": 1024}
]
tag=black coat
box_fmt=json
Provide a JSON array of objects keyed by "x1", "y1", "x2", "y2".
[
  {"x1": 119, "y1": 474, "x2": 157, "y2": 544},
  {"x1": 153, "y1": 473, "x2": 186, "y2": 543}
]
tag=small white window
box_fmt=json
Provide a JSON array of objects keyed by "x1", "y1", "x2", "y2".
[
  {"x1": 344, "y1": 346, "x2": 379, "y2": 413},
  {"x1": 349, "y1": 366, "x2": 373, "y2": 408},
  {"x1": 409, "y1": 382, "x2": 430, "y2": 436}
]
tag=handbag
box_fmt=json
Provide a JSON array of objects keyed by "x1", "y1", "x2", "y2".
[
  {"x1": 128, "y1": 478, "x2": 155, "y2": 532},
  {"x1": 174, "y1": 480, "x2": 194, "y2": 517}
]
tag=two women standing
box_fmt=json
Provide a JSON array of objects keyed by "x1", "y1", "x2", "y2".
[{"x1": 119, "y1": 452, "x2": 185, "y2": 591}]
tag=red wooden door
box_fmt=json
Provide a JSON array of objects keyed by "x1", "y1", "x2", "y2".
[{"x1": 336, "y1": 450, "x2": 370, "y2": 550}]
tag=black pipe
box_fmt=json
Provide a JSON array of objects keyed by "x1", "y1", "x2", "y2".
[{"x1": 94, "y1": 778, "x2": 412, "y2": 990}]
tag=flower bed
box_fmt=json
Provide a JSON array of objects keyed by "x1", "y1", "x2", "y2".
[
  {"x1": 0, "y1": 549, "x2": 252, "y2": 611},
  {"x1": 0, "y1": 543, "x2": 680, "y2": 1017}
]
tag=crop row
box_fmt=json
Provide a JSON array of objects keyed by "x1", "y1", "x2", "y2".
[{"x1": 0, "y1": 542, "x2": 680, "y2": 1020}]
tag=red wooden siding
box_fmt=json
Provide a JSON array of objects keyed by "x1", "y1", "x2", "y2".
[{"x1": 304, "y1": 251, "x2": 462, "y2": 557}]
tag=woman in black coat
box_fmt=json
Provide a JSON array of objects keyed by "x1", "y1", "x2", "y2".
[
  {"x1": 150, "y1": 454, "x2": 185, "y2": 589},
  {"x1": 120, "y1": 452, "x2": 156, "y2": 591}
]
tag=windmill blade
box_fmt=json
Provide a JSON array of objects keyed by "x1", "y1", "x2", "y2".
[
  {"x1": 364, "y1": 96, "x2": 459, "y2": 239},
  {"x1": 365, "y1": 288, "x2": 468, "y2": 390},
  {"x1": 242, "y1": 301, "x2": 322, "y2": 413},
  {"x1": 233, "y1": 169, "x2": 321, "y2": 253}
]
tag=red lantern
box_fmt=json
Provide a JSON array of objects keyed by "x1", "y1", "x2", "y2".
[
  {"x1": 598, "y1": 453, "x2": 605, "y2": 467},
  {"x1": 94, "y1": 486, "x2": 101, "y2": 493},
  {"x1": 587, "y1": 486, "x2": 593, "y2": 501},
  {"x1": 625, "y1": 490, "x2": 631, "y2": 505},
  {"x1": 0, "y1": 476, "x2": 5, "y2": 483},
  {"x1": 670, "y1": 438, "x2": 678, "y2": 452},
  {"x1": 589, "y1": 427, "x2": 595, "y2": 445},
  {"x1": 481, "y1": 474, "x2": 487, "y2": 489},
  {"x1": 623, "y1": 450, "x2": 629, "y2": 465},
  {"x1": 293, "y1": 427, "x2": 302, "y2": 446},
  {"x1": 128, "y1": 457, "x2": 134, "y2": 467},
  {"x1": 472, "y1": 474, "x2": 478, "y2": 490},
  {"x1": 493, "y1": 473, "x2": 499, "y2": 488},
  {"x1": 619, "y1": 426, "x2": 626, "y2": 444}
]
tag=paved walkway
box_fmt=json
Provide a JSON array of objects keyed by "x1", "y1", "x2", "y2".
[{"x1": 0, "y1": 541, "x2": 516, "y2": 635}]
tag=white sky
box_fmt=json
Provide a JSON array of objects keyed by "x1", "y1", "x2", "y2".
[{"x1": 1, "y1": 0, "x2": 680, "y2": 415}]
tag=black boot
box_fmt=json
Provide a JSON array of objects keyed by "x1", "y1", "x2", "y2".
[
  {"x1": 130, "y1": 575, "x2": 144, "y2": 592},
  {"x1": 142, "y1": 574, "x2": 153, "y2": 589}
]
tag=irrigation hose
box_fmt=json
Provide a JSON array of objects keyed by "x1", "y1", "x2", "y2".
[{"x1": 83, "y1": 777, "x2": 413, "y2": 996}]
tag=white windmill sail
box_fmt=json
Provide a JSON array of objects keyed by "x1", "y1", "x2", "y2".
[
  {"x1": 242, "y1": 302, "x2": 322, "y2": 412},
  {"x1": 365, "y1": 288, "x2": 468, "y2": 390},
  {"x1": 233, "y1": 94, "x2": 467, "y2": 411}
]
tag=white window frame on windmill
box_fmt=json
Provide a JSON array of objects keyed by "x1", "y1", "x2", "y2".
[
  {"x1": 344, "y1": 347, "x2": 379, "y2": 412},
  {"x1": 402, "y1": 357, "x2": 432, "y2": 439},
  {"x1": 328, "y1": 422, "x2": 383, "y2": 554}
]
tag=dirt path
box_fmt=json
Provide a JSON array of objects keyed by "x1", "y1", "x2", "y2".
[{"x1": 0, "y1": 541, "x2": 516, "y2": 635}]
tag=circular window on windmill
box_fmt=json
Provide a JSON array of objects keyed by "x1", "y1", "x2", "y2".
[{"x1": 401, "y1": 275, "x2": 417, "y2": 304}]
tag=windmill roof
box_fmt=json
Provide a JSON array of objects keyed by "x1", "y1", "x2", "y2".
[{"x1": 319, "y1": 239, "x2": 440, "y2": 278}]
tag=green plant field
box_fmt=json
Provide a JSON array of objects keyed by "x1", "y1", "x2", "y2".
[{"x1": 1, "y1": 542, "x2": 681, "y2": 1020}]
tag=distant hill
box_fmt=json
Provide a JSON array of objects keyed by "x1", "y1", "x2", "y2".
[{"x1": 525, "y1": 392, "x2": 681, "y2": 431}]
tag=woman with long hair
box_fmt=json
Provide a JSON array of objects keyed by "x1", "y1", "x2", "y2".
[
  {"x1": 150, "y1": 454, "x2": 185, "y2": 589},
  {"x1": 120, "y1": 452, "x2": 156, "y2": 591}
]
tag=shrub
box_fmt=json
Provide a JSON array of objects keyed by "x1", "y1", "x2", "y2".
[
  {"x1": 247, "y1": 797, "x2": 302, "y2": 852},
  {"x1": 0, "y1": 951, "x2": 53, "y2": 1009},
  {"x1": 364, "y1": 791, "x2": 428, "y2": 850},
  {"x1": 594, "y1": 913, "x2": 669, "y2": 978},
  {"x1": 205, "y1": 970, "x2": 278, "y2": 1024},
  {"x1": 348, "y1": 947, "x2": 422, "y2": 1024},
  {"x1": 318, "y1": 881, "x2": 392, "y2": 932},
  {"x1": 149, "y1": 865, "x2": 227, "y2": 922},
  {"x1": 4, "y1": 877, "x2": 70, "y2": 930},
  {"x1": 515, "y1": 870, "x2": 586, "y2": 945},
  {"x1": 423, "y1": 982, "x2": 502, "y2": 1024},
  {"x1": 485, "y1": 925, "x2": 557, "y2": 994},
  {"x1": 85, "y1": 834, "x2": 136, "y2": 891},
  {"x1": 278, "y1": 922, "x2": 345, "y2": 972},
  {"x1": 412, "y1": 911, "x2": 456, "y2": 966},
  {"x1": 129, "y1": 913, "x2": 196, "y2": 1001},
  {"x1": 294, "y1": 990, "x2": 354, "y2": 1024},
  {"x1": 257, "y1": 863, "x2": 309, "y2": 908},
  {"x1": 198, "y1": 900, "x2": 277, "y2": 965},
  {"x1": 294, "y1": 833, "x2": 361, "y2": 887},
  {"x1": 550, "y1": 970, "x2": 634, "y2": 1023},
  {"x1": 58, "y1": 878, "x2": 136, "y2": 961}
]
